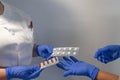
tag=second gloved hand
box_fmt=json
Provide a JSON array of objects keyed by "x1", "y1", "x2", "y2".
[
  {"x1": 57, "y1": 56, "x2": 99, "y2": 80},
  {"x1": 36, "y1": 45, "x2": 53, "y2": 59},
  {"x1": 94, "y1": 45, "x2": 120, "y2": 64},
  {"x1": 6, "y1": 65, "x2": 42, "y2": 80}
]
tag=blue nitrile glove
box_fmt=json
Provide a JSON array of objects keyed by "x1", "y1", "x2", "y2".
[
  {"x1": 94, "y1": 45, "x2": 120, "y2": 64},
  {"x1": 6, "y1": 65, "x2": 43, "y2": 80},
  {"x1": 36, "y1": 45, "x2": 53, "y2": 59},
  {"x1": 57, "y1": 56, "x2": 99, "y2": 80}
]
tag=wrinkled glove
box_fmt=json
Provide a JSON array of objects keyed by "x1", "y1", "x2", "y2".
[
  {"x1": 36, "y1": 45, "x2": 53, "y2": 59},
  {"x1": 57, "y1": 56, "x2": 99, "y2": 80},
  {"x1": 94, "y1": 45, "x2": 120, "y2": 64},
  {"x1": 6, "y1": 65, "x2": 42, "y2": 80}
]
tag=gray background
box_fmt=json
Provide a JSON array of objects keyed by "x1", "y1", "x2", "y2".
[{"x1": 3, "y1": 0, "x2": 120, "y2": 80}]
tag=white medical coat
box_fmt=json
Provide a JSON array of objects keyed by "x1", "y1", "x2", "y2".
[{"x1": 0, "y1": 1, "x2": 33, "y2": 67}]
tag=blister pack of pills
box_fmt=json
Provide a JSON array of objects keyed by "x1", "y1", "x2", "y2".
[
  {"x1": 40, "y1": 57, "x2": 59, "y2": 69},
  {"x1": 51, "y1": 47, "x2": 79, "y2": 56}
]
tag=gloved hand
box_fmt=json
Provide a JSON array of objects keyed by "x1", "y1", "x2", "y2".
[
  {"x1": 57, "y1": 56, "x2": 99, "y2": 80},
  {"x1": 94, "y1": 45, "x2": 120, "y2": 64},
  {"x1": 6, "y1": 65, "x2": 43, "y2": 80},
  {"x1": 36, "y1": 45, "x2": 53, "y2": 59}
]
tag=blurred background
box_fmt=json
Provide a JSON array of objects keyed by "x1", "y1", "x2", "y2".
[{"x1": 3, "y1": 0, "x2": 120, "y2": 80}]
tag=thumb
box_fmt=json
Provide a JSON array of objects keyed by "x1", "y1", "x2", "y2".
[
  {"x1": 46, "y1": 46, "x2": 53, "y2": 53},
  {"x1": 27, "y1": 69, "x2": 41, "y2": 79},
  {"x1": 63, "y1": 70, "x2": 71, "y2": 77}
]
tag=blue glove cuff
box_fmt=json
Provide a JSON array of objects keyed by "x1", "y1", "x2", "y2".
[
  {"x1": 90, "y1": 67, "x2": 99, "y2": 80},
  {"x1": 6, "y1": 68, "x2": 11, "y2": 80},
  {"x1": 36, "y1": 45, "x2": 41, "y2": 56}
]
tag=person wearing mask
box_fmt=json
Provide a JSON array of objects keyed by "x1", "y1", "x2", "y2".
[
  {"x1": 57, "y1": 56, "x2": 119, "y2": 80},
  {"x1": 0, "y1": 1, "x2": 53, "y2": 80}
]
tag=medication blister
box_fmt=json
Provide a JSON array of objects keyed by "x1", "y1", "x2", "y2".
[
  {"x1": 40, "y1": 57, "x2": 59, "y2": 69},
  {"x1": 51, "y1": 47, "x2": 79, "y2": 56}
]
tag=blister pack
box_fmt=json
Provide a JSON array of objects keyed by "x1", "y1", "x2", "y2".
[
  {"x1": 51, "y1": 47, "x2": 79, "y2": 56},
  {"x1": 40, "y1": 57, "x2": 59, "y2": 69}
]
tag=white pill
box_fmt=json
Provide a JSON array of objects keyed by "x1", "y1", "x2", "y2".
[
  {"x1": 58, "y1": 48, "x2": 61, "y2": 50},
  {"x1": 73, "y1": 52, "x2": 76, "y2": 55},
  {"x1": 74, "y1": 48, "x2": 78, "y2": 50},
  {"x1": 62, "y1": 52, "x2": 65, "y2": 54},
  {"x1": 69, "y1": 48, "x2": 72, "y2": 50},
  {"x1": 57, "y1": 52, "x2": 60, "y2": 54},
  {"x1": 68, "y1": 52, "x2": 71, "y2": 55},
  {"x1": 63, "y1": 48, "x2": 66, "y2": 50},
  {"x1": 53, "y1": 48, "x2": 57, "y2": 51}
]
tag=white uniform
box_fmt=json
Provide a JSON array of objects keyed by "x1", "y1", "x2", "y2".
[{"x1": 0, "y1": 1, "x2": 33, "y2": 67}]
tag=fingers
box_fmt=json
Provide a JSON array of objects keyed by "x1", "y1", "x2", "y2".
[
  {"x1": 94, "y1": 48, "x2": 112, "y2": 64},
  {"x1": 63, "y1": 56, "x2": 73, "y2": 65},
  {"x1": 94, "y1": 48, "x2": 103, "y2": 59},
  {"x1": 27, "y1": 69, "x2": 41, "y2": 79},
  {"x1": 59, "y1": 59, "x2": 70, "y2": 66},
  {"x1": 56, "y1": 63, "x2": 66, "y2": 70},
  {"x1": 102, "y1": 59, "x2": 109, "y2": 64},
  {"x1": 58, "y1": 56, "x2": 79, "y2": 66},
  {"x1": 57, "y1": 58, "x2": 72, "y2": 70},
  {"x1": 70, "y1": 56, "x2": 79, "y2": 62},
  {"x1": 96, "y1": 55, "x2": 110, "y2": 64},
  {"x1": 63, "y1": 56, "x2": 72, "y2": 62},
  {"x1": 44, "y1": 46, "x2": 53, "y2": 59},
  {"x1": 46, "y1": 45, "x2": 53, "y2": 53}
]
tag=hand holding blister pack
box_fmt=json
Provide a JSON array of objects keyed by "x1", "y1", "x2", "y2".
[
  {"x1": 39, "y1": 47, "x2": 79, "y2": 69},
  {"x1": 51, "y1": 47, "x2": 79, "y2": 57}
]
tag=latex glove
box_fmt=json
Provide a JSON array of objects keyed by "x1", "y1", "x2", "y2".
[
  {"x1": 6, "y1": 65, "x2": 43, "y2": 80},
  {"x1": 36, "y1": 45, "x2": 53, "y2": 59},
  {"x1": 94, "y1": 45, "x2": 120, "y2": 64},
  {"x1": 57, "y1": 56, "x2": 99, "y2": 80}
]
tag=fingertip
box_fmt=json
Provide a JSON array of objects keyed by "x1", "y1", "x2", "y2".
[
  {"x1": 94, "y1": 53, "x2": 98, "y2": 58},
  {"x1": 98, "y1": 57, "x2": 102, "y2": 61},
  {"x1": 63, "y1": 70, "x2": 71, "y2": 77},
  {"x1": 63, "y1": 56, "x2": 68, "y2": 59},
  {"x1": 103, "y1": 59, "x2": 109, "y2": 64},
  {"x1": 56, "y1": 63, "x2": 65, "y2": 70},
  {"x1": 63, "y1": 74, "x2": 68, "y2": 77},
  {"x1": 47, "y1": 46, "x2": 53, "y2": 53},
  {"x1": 63, "y1": 73, "x2": 68, "y2": 77},
  {"x1": 95, "y1": 57, "x2": 103, "y2": 63},
  {"x1": 99, "y1": 58, "x2": 107, "y2": 64},
  {"x1": 27, "y1": 69, "x2": 41, "y2": 79},
  {"x1": 70, "y1": 56, "x2": 79, "y2": 62},
  {"x1": 94, "y1": 50, "x2": 101, "y2": 58},
  {"x1": 56, "y1": 63, "x2": 61, "y2": 67},
  {"x1": 69, "y1": 56, "x2": 74, "y2": 58}
]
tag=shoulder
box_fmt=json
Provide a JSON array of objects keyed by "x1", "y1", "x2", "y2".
[
  {"x1": 0, "y1": 1, "x2": 33, "y2": 29},
  {"x1": 2, "y1": 1, "x2": 32, "y2": 21}
]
